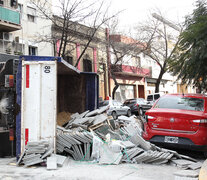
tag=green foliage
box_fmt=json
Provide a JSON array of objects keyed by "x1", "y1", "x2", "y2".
[{"x1": 171, "y1": 0, "x2": 207, "y2": 91}]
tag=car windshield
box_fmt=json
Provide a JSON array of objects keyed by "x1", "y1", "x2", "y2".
[
  {"x1": 112, "y1": 100, "x2": 122, "y2": 106},
  {"x1": 154, "y1": 96, "x2": 204, "y2": 111}
]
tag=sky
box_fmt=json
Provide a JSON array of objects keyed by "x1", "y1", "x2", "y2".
[{"x1": 107, "y1": 0, "x2": 197, "y2": 31}]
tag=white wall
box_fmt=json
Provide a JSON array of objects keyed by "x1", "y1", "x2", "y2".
[{"x1": 13, "y1": 0, "x2": 53, "y2": 56}]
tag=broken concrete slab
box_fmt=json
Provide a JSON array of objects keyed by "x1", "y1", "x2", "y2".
[
  {"x1": 72, "y1": 117, "x2": 92, "y2": 125},
  {"x1": 47, "y1": 156, "x2": 57, "y2": 170},
  {"x1": 85, "y1": 109, "x2": 100, "y2": 117},
  {"x1": 120, "y1": 141, "x2": 135, "y2": 149},
  {"x1": 55, "y1": 154, "x2": 67, "y2": 166},
  {"x1": 118, "y1": 116, "x2": 131, "y2": 123},
  {"x1": 171, "y1": 159, "x2": 195, "y2": 169},
  {"x1": 41, "y1": 148, "x2": 54, "y2": 159},
  {"x1": 188, "y1": 162, "x2": 202, "y2": 170},
  {"x1": 71, "y1": 112, "x2": 81, "y2": 119},
  {"x1": 93, "y1": 114, "x2": 108, "y2": 125},
  {"x1": 98, "y1": 106, "x2": 109, "y2": 114},
  {"x1": 79, "y1": 110, "x2": 90, "y2": 118},
  {"x1": 173, "y1": 170, "x2": 199, "y2": 179}
]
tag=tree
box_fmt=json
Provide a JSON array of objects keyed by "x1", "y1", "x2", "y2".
[
  {"x1": 134, "y1": 11, "x2": 181, "y2": 93},
  {"x1": 170, "y1": 0, "x2": 207, "y2": 92},
  {"x1": 106, "y1": 19, "x2": 146, "y2": 99},
  {"x1": 31, "y1": 0, "x2": 119, "y2": 67}
]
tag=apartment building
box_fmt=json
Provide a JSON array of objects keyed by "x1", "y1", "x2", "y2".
[
  {"x1": 0, "y1": 0, "x2": 53, "y2": 59},
  {"x1": 109, "y1": 34, "x2": 151, "y2": 102},
  {"x1": 0, "y1": 0, "x2": 21, "y2": 60}
]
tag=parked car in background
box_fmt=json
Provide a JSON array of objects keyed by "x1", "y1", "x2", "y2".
[
  {"x1": 99, "y1": 100, "x2": 131, "y2": 119},
  {"x1": 147, "y1": 93, "x2": 164, "y2": 105},
  {"x1": 123, "y1": 98, "x2": 152, "y2": 116},
  {"x1": 143, "y1": 94, "x2": 207, "y2": 155}
]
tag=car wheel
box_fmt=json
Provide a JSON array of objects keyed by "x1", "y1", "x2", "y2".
[
  {"x1": 112, "y1": 111, "x2": 117, "y2": 119},
  {"x1": 204, "y1": 152, "x2": 207, "y2": 158},
  {"x1": 127, "y1": 110, "x2": 131, "y2": 117},
  {"x1": 139, "y1": 108, "x2": 144, "y2": 116}
]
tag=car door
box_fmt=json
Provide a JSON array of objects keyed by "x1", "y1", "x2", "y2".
[
  {"x1": 116, "y1": 101, "x2": 126, "y2": 115},
  {"x1": 128, "y1": 99, "x2": 137, "y2": 113},
  {"x1": 112, "y1": 101, "x2": 121, "y2": 115},
  {"x1": 138, "y1": 99, "x2": 149, "y2": 111}
]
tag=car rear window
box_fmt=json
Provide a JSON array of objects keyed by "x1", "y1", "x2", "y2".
[
  {"x1": 154, "y1": 96, "x2": 204, "y2": 111},
  {"x1": 154, "y1": 94, "x2": 160, "y2": 100},
  {"x1": 147, "y1": 95, "x2": 153, "y2": 101}
]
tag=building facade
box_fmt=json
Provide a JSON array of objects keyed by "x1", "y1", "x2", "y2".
[
  {"x1": 52, "y1": 18, "x2": 109, "y2": 100},
  {"x1": 0, "y1": 0, "x2": 21, "y2": 60},
  {"x1": 0, "y1": 0, "x2": 53, "y2": 60},
  {"x1": 109, "y1": 34, "x2": 151, "y2": 102}
]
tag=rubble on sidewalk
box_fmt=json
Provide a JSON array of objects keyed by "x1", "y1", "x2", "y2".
[
  {"x1": 17, "y1": 141, "x2": 53, "y2": 167},
  {"x1": 17, "y1": 106, "x2": 201, "y2": 170}
]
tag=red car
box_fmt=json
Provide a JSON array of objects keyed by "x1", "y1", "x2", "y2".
[{"x1": 143, "y1": 94, "x2": 207, "y2": 155}]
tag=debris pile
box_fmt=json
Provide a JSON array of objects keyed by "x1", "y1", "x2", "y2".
[
  {"x1": 17, "y1": 141, "x2": 53, "y2": 167},
  {"x1": 57, "y1": 130, "x2": 93, "y2": 161},
  {"x1": 17, "y1": 106, "x2": 201, "y2": 170},
  {"x1": 55, "y1": 107, "x2": 200, "y2": 168}
]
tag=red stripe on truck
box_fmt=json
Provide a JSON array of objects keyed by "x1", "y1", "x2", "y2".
[
  {"x1": 26, "y1": 65, "x2": 30, "y2": 88},
  {"x1": 25, "y1": 128, "x2": 29, "y2": 145}
]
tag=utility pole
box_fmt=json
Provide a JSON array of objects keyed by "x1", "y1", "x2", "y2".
[{"x1": 152, "y1": 13, "x2": 181, "y2": 32}]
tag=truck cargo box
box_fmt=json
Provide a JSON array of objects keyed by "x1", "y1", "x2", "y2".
[{"x1": 16, "y1": 56, "x2": 99, "y2": 157}]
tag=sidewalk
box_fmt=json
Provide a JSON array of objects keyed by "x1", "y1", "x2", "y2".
[{"x1": 0, "y1": 157, "x2": 179, "y2": 180}]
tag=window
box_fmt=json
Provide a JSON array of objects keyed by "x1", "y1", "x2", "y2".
[
  {"x1": 27, "y1": 14, "x2": 35, "y2": 22},
  {"x1": 18, "y1": 4, "x2": 23, "y2": 19},
  {"x1": 29, "y1": 46, "x2": 37, "y2": 55},
  {"x1": 147, "y1": 95, "x2": 153, "y2": 101},
  {"x1": 154, "y1": 96, "x2": 204, "y2": 111},
  {"x1": 27, "y1": 6, "x2": 36, "y2": 23},
  {"x1": 83, "y1": 59, "x2": 92, "y2": 72},
  {"x1": 63, "y1": 56, "x2": 73, "y2": 65},
  {"x1": 11, "y1": 0, "x2": 17, "y2": 7},
  {"x1": 0, "y1": 0, "x2": 3, "y2": 6},
  {"x1": 154, "y1": 94, "x2": 160, "y2": 100}
]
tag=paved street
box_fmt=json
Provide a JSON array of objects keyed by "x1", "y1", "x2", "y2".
[
  {"x1": 0, "y1": 157, "x2": 178, "y2": 180},
  {"x1": 0, "y1": 155, "x2": 203, "y2": 180}
]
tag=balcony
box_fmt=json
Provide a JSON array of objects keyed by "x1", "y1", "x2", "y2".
[
  {"x1": 0, "y1": 6, "x2": 21, "y2": 32},
  {"x1": 111, "y1": 64, "x2": 152, "y2": 77},
  {"x1": 0, "y1": 39, "x2": 24, "y2": 55}
]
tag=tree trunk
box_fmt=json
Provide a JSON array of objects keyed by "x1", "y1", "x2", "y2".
[
  {"x1": 74, "y1": 29, "x2": 96, "y2": 67},
  {"x1": 155, "y1": 68, "x2": 165, "y2": 93},
  {"x1": 111, "y1": 73, "x2": 119, "y2": 99}
]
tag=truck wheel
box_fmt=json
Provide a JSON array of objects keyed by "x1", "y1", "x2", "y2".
[
  {"x1": 112, "y1": 111, "x2": 117, "y2": 119},
  {"x1": 127, "y1": 110, "x2": 131, "y2": 117}
]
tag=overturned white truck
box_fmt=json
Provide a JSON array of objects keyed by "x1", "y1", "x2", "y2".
[{"x1": 16, "y1": 56, "x2": 99, "y2": 158}]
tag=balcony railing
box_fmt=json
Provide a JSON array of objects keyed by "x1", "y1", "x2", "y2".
[
  {"x1": 0, "y1": 6, "x2": 20, "y2": 24},
  {"x1": 0, "y1": 39, "x2": 24, "y2": 55},
  {"x1": 111, "y1": 64, "x2": 152, "y2": 77},
  {"x1": 0, "y1": 6, "x2": 21, "y2": 31}
]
